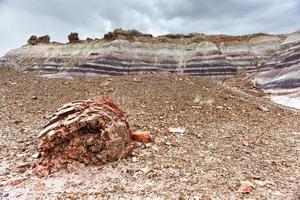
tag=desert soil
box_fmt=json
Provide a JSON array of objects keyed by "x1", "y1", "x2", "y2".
[{"x1": 0, "y1": 67, "x2": 299, "y2": 199}]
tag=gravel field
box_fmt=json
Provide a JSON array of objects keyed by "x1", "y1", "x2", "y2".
[{"x1": 0, "y1": 67, "x2": 299, "y2": 199}]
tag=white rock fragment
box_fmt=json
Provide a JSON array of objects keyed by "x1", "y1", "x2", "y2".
[
  {"x1": 16, "y1": 153, "x2": 26, "y2": 158},
  {"x1": 32, "y1": 152, "x2": 40, "y2": 159},
  {"x1": 140, "y1": 166, "x2": 151, "y2": 174},
  {"x1": 169, "y1": 127, "x2": 186, "y2": 134},
  {"x1": 132, "y1": 157, "x2": 138, "y2": 163},
  {"x1": 257, "y1": 105, "x2": 269, "y2": 112}
]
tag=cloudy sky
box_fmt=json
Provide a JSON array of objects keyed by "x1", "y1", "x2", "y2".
[{"x1": 0, "y1": 0, "x2": 299, "y2": 55}]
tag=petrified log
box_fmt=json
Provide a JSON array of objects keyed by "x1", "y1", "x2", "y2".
[{"x1": 38, "y1": 97, "x2": 133, "y2": 169}]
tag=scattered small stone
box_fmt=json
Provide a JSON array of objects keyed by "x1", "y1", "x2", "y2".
[
  {"x1": 31, "y1": 96, "x2": 37, "y2": 100},
  {"x1": 9, "y1": 179, "x2": 26, "y2": 186},
  {"x1": 17, "y1": 162, "x2": 31, "y2": 169},
  {"x1": 192, "y1": 106, "x2": 203, "y2": 109},
  {"x1": 254, "y1": 180, "x2": 275, "y2": 187},
  {"x1": 67, "y1": 162, "x2": 85, "y2": 173},
  {"x1": 257, "y1": 105, "x2": 269, "y2": 112},
  {"x1": 248, "y1": 175, "x2": 261, "y2": 180},
  {"x1": 31, "y1": 152, "x2": 40, "y2": 159},
  {"x1": 131, "y1": 130, "x2": 152, "y2": 143},
  {"x1": 180, "y1": 177, "x2": 188, "y2": 182},
  {"x1": 178, "y1": 193, "x2": 185, "y2": 200},
  {"x1": 145, "y1": 143, "x2": 152, "y2": 148},
  {"x1": 199, "y1": 98, "x2": 214, "y2": 106},
  {"x1": 16, "y1": 153, "x2": 26, "y2": 158},
  {"x1": 192, "y1": 196, "x2": 201, "y2": 200},
  {"x1": 0, "y1": 180, "x2": 7, "y2": 186},
  {"x1": 132, "y1": 157, "x2": 138, "y2": 163},
  {"x1": 254, "y1": 180, "x2": 266, "y2": 186},
  {"x1": 194, "y1": 96, "x2": 201, "y2": 103},
  {"x1": 154, "y1": 137, "x2": 165, "y2": 145},
  {"x1": 273, "y1": 191, "x2": 283, "y2": 196},
  {"x1": 9, "y1": 81, "x2": 17, "y2": 85},
  {"x1": 33, "y1": 165, "x2": 50, "y2": 177},
  {"x1": 229, "y1": 94, "x2": 236, "y2": 99},
  {"x1": 17, "y1": 139, "x2": 24, "y2": 143},
  {"x1": 237, "y1": 181, "x2": 254, "y2": 193},
  {"x1": 100, "y1": 80, "x2": 110, "y2": 87},
  {"x1": 34, "y1": 181, "x2": 45, "y2": 191},
  {"x1": 14, "y1": 120, "x2": 23, "y2": 125},
  {"x1": 151, "y1": 145, "x2": 159, "y2": 152},
  {"x1": 3, "y1": 193, "x2": 9, "y2": 197},
  {"x1": 133, "y1": 77, "x2": 141, "y2": 83},
  {"x1": 168, "y1": 168, "x2": 180, "y2": 176},
  {"x1": 140, "y1": 166, "x2": 151, "y2": 174},
  {"x1": 169, "y1": 127, "x2": 186, "y2": 134},
  {"x1": 242, "y1": 140, "x2": 249, "y2": 146}
]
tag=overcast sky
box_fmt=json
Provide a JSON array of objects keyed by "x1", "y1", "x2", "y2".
[{"x1": 0, "y1": 0, "x2": 299, "y2": 55}]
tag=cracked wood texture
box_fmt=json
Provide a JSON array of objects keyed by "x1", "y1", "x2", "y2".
[{"x1": 38, "y1": 97, "x2": 133, "y2": 168}]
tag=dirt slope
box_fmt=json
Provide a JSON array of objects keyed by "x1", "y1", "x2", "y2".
[{"x1": 0, "y1": 67, "x2": 299, "y2": 199}]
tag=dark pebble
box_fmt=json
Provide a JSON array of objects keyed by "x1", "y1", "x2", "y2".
[{"x1": 3, "y1": 193, "x2": 9, "y2": 197}]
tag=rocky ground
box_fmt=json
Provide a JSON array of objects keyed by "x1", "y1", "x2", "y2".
[{"x1": 0, "y1": 67, "x2": 299, "y2": 199}]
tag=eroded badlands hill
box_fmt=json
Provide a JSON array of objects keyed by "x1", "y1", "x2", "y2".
[
  {"x1": 254, "y1": 30, "x2": 300, "y2": 108},
  {"x1": 0, "y1": 29, "x2": 287, "y2": 78}
]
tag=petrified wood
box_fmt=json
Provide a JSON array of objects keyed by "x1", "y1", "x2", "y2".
[{"x1": 38, "y1": 97, "x2": 133, "y2": 168}]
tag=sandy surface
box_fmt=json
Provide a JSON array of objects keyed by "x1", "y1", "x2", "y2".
[{"x1": 0, "y1": 68, "x2": 299, "y2": 199}]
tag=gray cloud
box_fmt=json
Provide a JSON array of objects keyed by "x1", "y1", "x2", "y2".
[{"x1": 0, "y1": 0, "x2": 299, "y2": 55}]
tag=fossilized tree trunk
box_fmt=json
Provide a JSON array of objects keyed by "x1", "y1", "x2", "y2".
[{"x1": 38, "y1": 97, "x2": 133, "y2": 168}]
